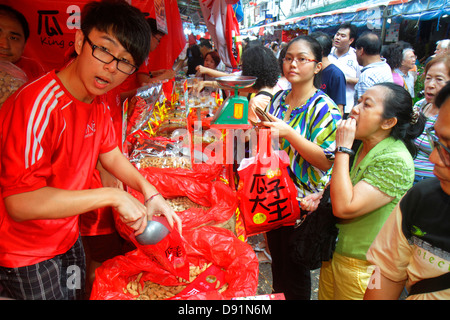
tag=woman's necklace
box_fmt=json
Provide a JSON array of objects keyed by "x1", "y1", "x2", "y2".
[{"x1": 283, "y1": 88, "x2": 318, "y2": 121}]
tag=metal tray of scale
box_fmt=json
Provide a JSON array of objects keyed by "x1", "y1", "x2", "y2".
[{"x1": 215, "y1": 75, "x2": 257, "y2": 90}]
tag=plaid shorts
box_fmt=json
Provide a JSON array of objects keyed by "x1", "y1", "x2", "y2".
[{"x1": 0, "y1": 236, "x2": 86, "y2": 300}]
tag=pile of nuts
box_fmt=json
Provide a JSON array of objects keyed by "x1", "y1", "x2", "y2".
[
  {"x1": 166, "y1": 196, "x2": 209, "y2": 212},
  {"x1": 123, "y1": 262, "x2": 228, "y2": 300},
  {"x1": 139, "y1": 156, "x2": 191, "y2": 169}
]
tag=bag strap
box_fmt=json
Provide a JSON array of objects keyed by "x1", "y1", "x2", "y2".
[
  {"x1": 408, "y1": 272, "x2": 450, "y2": 296},
  {"x1": 255, "y1": 91, "x2": 274, "y2": 99}
]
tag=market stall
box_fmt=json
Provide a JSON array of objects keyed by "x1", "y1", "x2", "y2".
[
  {"x1": 87, "y1": 73, "x2": 266, "y2": 300},
  {"x1": 1, "y1": 0, "x2": 282, "y2": 301}
]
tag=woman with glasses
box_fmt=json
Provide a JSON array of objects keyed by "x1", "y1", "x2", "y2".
[
  {"x1": 413, "y1": 55, "x2": 450, "y2": 183},
  {"x1": 319, "y1": 83, "x2": 425, "y2": 300},
  {"x1": 260, "y1": 35, "x2": 342, "y2": 299},
  {"x1": 365, "y1": 82, "x2": 450, "y2": 300}
]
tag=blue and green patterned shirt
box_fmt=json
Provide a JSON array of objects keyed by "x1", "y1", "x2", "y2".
[{"x1": 267, "y1": 89, "x2": 342, "y2": 197}]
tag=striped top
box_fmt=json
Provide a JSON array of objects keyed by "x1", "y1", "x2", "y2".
[
  {"x1": 266, "y1": 89, "x2": 342, "y2": 197},
  {"x1": 413, "y1": 98, "x2": 437, "y2": 178}
]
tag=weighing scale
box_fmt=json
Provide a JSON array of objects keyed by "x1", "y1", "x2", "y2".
[{"x1": 211, "y1": 75, "x2": 257, "y2": 129}]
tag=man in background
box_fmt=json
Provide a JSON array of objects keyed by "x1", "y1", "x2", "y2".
[
  {"x1": 328, "y1": 23, "x2": 360, "y2": 118},
  {"x1": 0, "y1": 5, "x2": 45, "y2": 81},
  {"x1": 354, "y1": 31, "x2": 393, "y2": 103}
]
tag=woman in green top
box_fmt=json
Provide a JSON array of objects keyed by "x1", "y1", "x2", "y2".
[{"x1": 319, "y1": 83, "x2": 425, "y2": 300}]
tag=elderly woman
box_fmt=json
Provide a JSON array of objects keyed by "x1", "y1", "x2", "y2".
[
  {"x1": 394, "y1": 47, "x2": 417, "y2": 98},
  {"x1": 319, "y1": 83, "x2": 425, "y2": 300},
  {"x1": 413, "y1": 55, "x2": 450, "y2": 183}
]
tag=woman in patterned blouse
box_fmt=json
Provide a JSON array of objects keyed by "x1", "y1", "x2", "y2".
[{"x1": 261, "y1": 35, "x2": 342, "y2": 300}]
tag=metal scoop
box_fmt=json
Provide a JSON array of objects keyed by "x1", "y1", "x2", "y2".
[{"x1": 135, "y1": 220, "x2": 170, "y2": 245}]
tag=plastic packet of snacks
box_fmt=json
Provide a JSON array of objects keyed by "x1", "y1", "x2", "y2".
[
  {"x1": 0, "y1": 61, "x2": 28, "y2": 106},
  {"x1": 126, "y1": 83, "x2": 163, "y2": 135}
]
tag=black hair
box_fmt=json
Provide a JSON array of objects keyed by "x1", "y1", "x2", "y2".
[
  {"x1": 241, "y1": 45, "x2": 280, "y2": 90},
  {"x1": 355, "y1": 31, "x2": 382, "y2": 56},
  {"x1": 310, "y1": 31, "x2": 332, "y2": 57},
  {"x1": 0, "y1": 5, "x2": 30, "y2": 41},
  {"x1": 244, "y1": 39, "x2": 263, "y2": 51},
  {"x1": 147, "y1": 18, "x2": 166, "y2": 37},
  {"x1": 435, "y1": 81, "x2": 450, "y2": 109},
  {"x1": 199, "y1": 39, "x2": 213, "y2": 50},
  {"x1": 80, "y1": 0, "x2": 151, "y2": 67},
  {"x1": 376, "y1": 82, "x2": 426, "y2": 157},
  {"x1": 381, "y1": 43, "x2": 403, "y2": 70},
  {"x1": 338, "y1": 22, "x2": 357, "y2": 41},
  {"x1": 285, "y1": 35, "x2": 323, "y2": 89},
  {"x1": 187, "y1": 44, "x2": 203, "y2": 75},
  {"x1": 278, "y1": 45, "x2": 288, "y2": 76}
]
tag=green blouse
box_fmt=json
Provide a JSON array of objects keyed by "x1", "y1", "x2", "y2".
[{"x1": 335, "y1": 137, "x2": 415, "y2": 261}]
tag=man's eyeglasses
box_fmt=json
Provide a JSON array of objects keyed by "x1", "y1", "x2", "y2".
[
  {"x1": 426, "y1": 126, "x2": 450, "y2": 167},
  {"x1": 84, "y1": 36, "x2": 137, "y2": 75},
  {"x1": 282, "y1": 57, "x2": 318, "y2": 65}
]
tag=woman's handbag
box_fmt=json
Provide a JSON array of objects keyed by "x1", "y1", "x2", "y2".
[{"x1": 289, "y1": 186, "x2": 339, "y2": 270}]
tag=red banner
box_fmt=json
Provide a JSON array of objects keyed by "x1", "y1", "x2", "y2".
[{"x1": 4, "y1": 0, "x2": 186, "y2": 73}]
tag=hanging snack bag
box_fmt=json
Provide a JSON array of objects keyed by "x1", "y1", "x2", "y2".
[{"x1": 0, "y1": 61, "x2": 27, "y2": 106}]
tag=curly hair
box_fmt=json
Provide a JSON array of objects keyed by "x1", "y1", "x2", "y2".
[{"x1": 241, "y1": 45, "x2": 280, "y2": 90}]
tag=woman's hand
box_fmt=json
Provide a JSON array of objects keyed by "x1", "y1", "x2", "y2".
[
  {"x1": 299, "y1": 191, "x2": 324, "y2": 212},
  {"x1": 262, "y1": 113, "x2": 293, "y2": 138},
  {"x1": 195, "y1": 65, "x2": 207, "y2": 75},
  {"x1": 193, "y1": 81, "x2": 206, "y2": 96},
  {"x1": 336, "y1": 118, "x2": 356, "y2": 149}
]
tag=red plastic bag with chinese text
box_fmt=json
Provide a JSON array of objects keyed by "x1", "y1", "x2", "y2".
[
  {"x1": 237, "y1": 129, "x2": 301, "y2": 236},
  {"x1": 90, "y1": 226, "x2": 259, "y2": 300},
  {"x1": 127, "y1": 215, "x2": 190, "y2": 281}
]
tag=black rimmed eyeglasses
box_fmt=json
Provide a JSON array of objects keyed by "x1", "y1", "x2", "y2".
[
  {"x1": 426, "y1": 126, "x2": 450, "y2": 167},
  {"x1": 84, "y1": 36, "x2": 137, "y2": 75}
]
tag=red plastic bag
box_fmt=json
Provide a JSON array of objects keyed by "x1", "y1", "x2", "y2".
[
  {"x1": 237, "y1": 129, "x2": 300, "y2": 236},
  {"x1": 90, "y1": 226, "x2": 259, "y2": 300},
  {"x1": 127, "y1": 216, "x2": 190, "y2": 281}
]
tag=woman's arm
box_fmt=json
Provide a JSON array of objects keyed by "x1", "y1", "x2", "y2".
[
  {"x1": 330, "y1": 118, "x2": 393, "y2": 219},
  {"x1": 195, "y1": 65, "x2": 228, "y2": 78}
]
